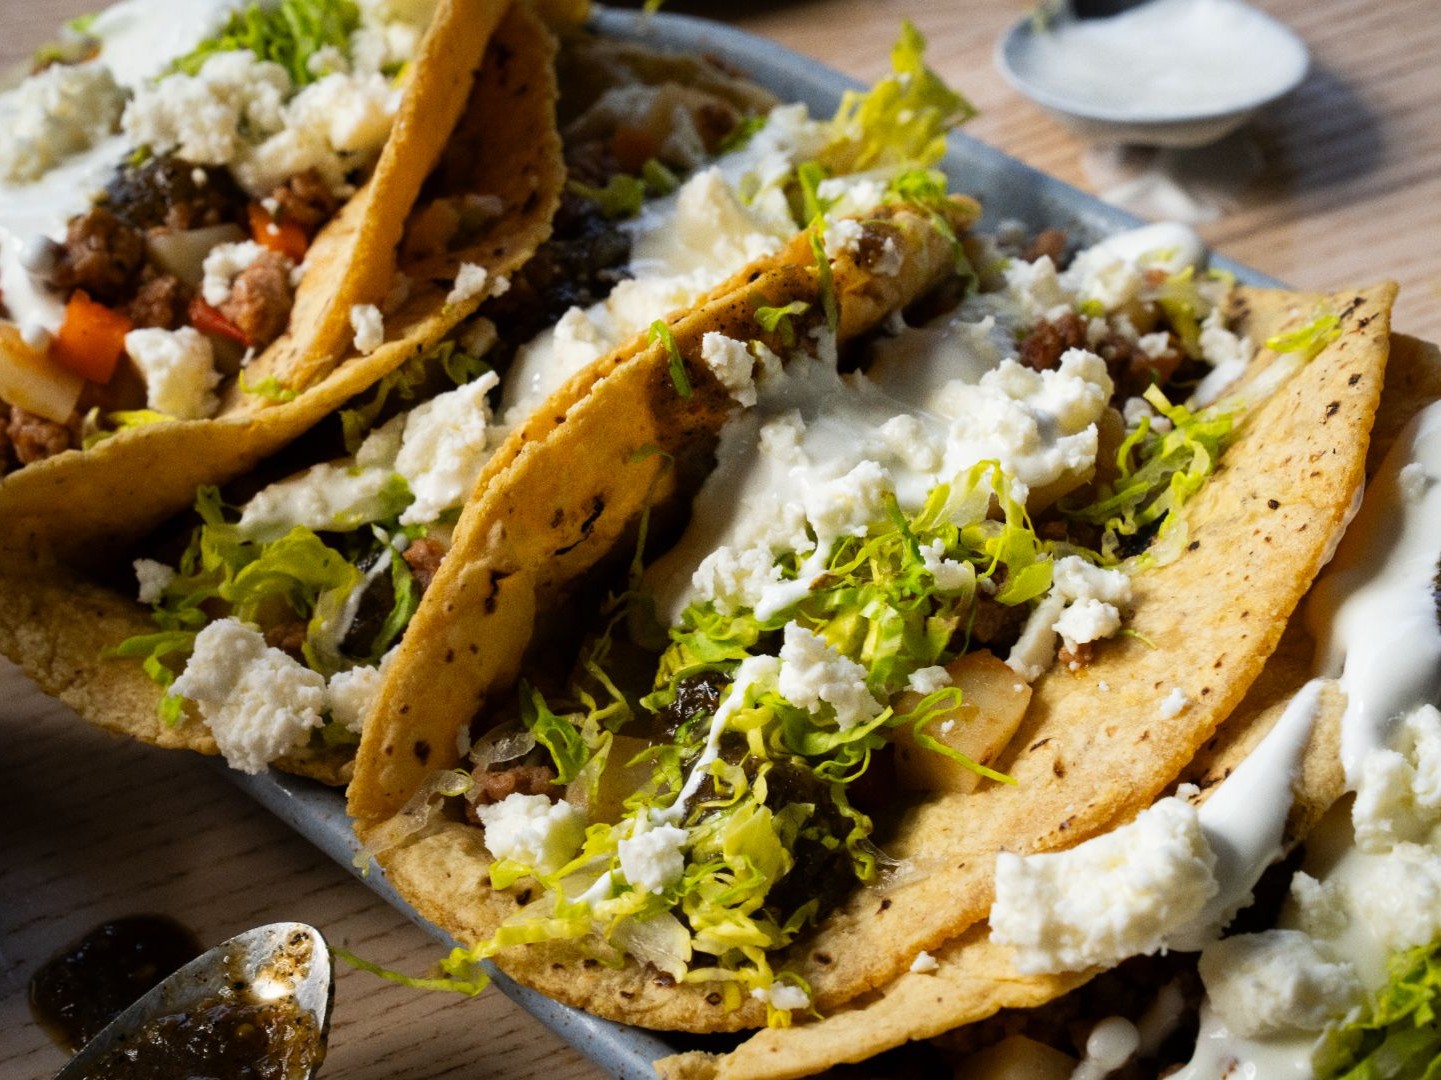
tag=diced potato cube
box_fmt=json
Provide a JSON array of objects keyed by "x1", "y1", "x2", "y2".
[
  {"x1": 568, "y1": 734, "x2": 654, "y2": 824},
  {"x1": 891, "y1": 650, "x2": 1031, "y2": 794}
]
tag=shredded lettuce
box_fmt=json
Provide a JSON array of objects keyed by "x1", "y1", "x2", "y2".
[
  {"x1": 649, "y1": 320, "x2": 692, "y2": 398},
  {"x1": 1318, "y1": 938, "x2": 1441, "y2": 1079},
  {"x1": 81, "y1": 408, "x2": 173, "y2": 449},
  {"x1": 1063, "y1": 385, "x2": 1235, "y2": 564},
  {"x1": 808, "y1": 226, "x2": 839, "y2": 334},
  {"x1": 339, "y1": 339, "x2": 488, "y2": 452},
  {"x1": 821, "y1": 21, "x2": 975, "y2": 174},
  {"x1": 718, "y1": 115, "x2": 767, "y2": 155},
  {"x1": 436, "y1": 466, "x2": 1049, "y2": 1008},
  {"x1": 241, "y1": 373, "x2": 299, "y2": 402},
  {"x1": 754, "y1": 301, "x2": 810, "y2": 347},
  {"x1": 174, "y1": 0, "x2": 360, "y2": 87},
  {"x1": 1268, "y1": 311, "x2": 1343, "y2": 361},
  {"x1": 117, "y1": 485, "x2": 420, "y2": 714},
  {"x1": 568, "y1": 173, "x2": 647, "y2": 219}
]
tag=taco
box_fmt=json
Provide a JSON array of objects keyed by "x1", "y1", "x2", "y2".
[
  {"x1": 0, "y1": 0, "x2": 571, "y2": 567},
  {"x1": 660, "y1": 335, "x2": 1441, "y2": 1080},
  {"x1": 344, "y1": 131, "x2": 1396, "y2": 1040},
  {"x1": 0, "y1": 21, "x2": 955, "y2": 785}
]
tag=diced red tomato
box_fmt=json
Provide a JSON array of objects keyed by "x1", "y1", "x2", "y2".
[
  {"x1": 50, "y1": 290, "x2": 132, "y2": 384},
  {"x1": 188, "y1": 297, "x2": 249, "y2": 345},
  {"x1": 248, "y1": 203, "x2": 309, "y2": 263}
]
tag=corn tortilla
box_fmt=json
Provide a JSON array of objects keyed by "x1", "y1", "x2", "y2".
[
  {"x1": 347, "y1": 202, "x2": 977, "y2": 1030},
  {"x1": 656, "y1": 323, "x2": 1436, "y2": 1079},
  {"x1": 0, "y1": 0, "x2": 559, "y2": 571},
  {"x1": 348, "y1": 200, "x2": 977, "y2": 823},
  {"x1": 354, "y1": 281, "x2": 1394, "y2": 1035},
  {"x1": 0, "y1": 2, "x2": 564, "y2": 783}
]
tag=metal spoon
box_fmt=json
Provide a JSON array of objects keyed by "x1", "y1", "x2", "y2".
[{"x1": 55, "y1": 922, "x2": 333, "y2": 1079}]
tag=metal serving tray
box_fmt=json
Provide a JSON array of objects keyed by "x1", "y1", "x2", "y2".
[{"x1": 226, "y1": 7, "x2": 1282, "y2": 1076}]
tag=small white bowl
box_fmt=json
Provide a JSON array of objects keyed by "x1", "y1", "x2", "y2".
[{"x1": 995, "y1": 0, "x2": 1310, "y2": 148}]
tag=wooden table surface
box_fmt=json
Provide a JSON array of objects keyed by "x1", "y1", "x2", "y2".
[{"x1": 2, "y1": 1, "x2": 1437, "y2": 1078}]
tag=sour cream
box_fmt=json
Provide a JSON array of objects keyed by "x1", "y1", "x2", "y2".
[
  {"x1": 1006, "y1": 0, "x2": 1308, "y2": 121},
  {"x1": 1307, "y1": 401, "x2": 1441, "y2": 783}
]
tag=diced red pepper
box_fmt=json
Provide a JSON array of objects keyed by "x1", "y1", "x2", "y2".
[
  {"x1": 611, "y1": 126, "x2": 662, "y2": 175},
  {"x1": 50, "y1": 290, "x2": 132, "y2": 384},
  {"x1": 248, "y1": 203, "x2": 310, "y2": 263},
  {"x1": 188, "y1": 297, "x2": 249, "y2": 345}
]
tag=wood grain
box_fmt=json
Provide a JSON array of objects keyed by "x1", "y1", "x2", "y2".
[{"x1": 1, "y1": 0, "x2": 1437, "y2": 1076}]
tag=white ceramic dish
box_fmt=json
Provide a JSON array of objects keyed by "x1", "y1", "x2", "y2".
[{"x1": 996, "y1": 1, "x2": 1310, "y2": 147}]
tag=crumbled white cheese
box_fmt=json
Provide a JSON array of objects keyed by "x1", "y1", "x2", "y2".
[
  {"x1": 124, "y1": 327, "x2": 220, "y2": 420},
  {"x1": 1159, "y1": 687, "x2": 1192, "y2": 719},
  {"x1": 690, "y1": 546, "x2": 784, "y2": 617},
  {"x1": 700, "y1": 332, "x2": 758, "y2": 407},
  {"x1": 617, "y1": 823, "x2": 689, "y2": 894},
  {"x1": 990, "y1": 796, "x2": 1218, "y2": 974},
  {"x1": 0, "y1": 62, "x2": 127, "y2": 183},
  {"x1": 1198, "y1": 930, "x2": 1361, "y2": 1037},
  {"x1": 306, "y1": 45, "x2": 350, "y2": 78},
  {"x1": 327, "y1": 649, "x2": 396, "y2": 735},
  {"x1": 803, "y1": 459, "x2": 890, "y2": 550},
  {"x1": 1054, "y1": 597, "x2": 1123, "y2": 652},
  {"x1": 474, "y1": 793, "x2": 587, "y2": 875},
  {"x1": 169, "y1": 618, "x2": 328, "y2": 774},
  {"x1": 750, "y1": 982, "x2": 811, "y2": 1012},
  {"x1": 1288, "y1": 874, "x2": 1345, "y2": 943},
  {"x1": 1191, "y1": 306, "x2": 1255, "y2": 407},
  {"x1": 350, "y1": 303, "x2": 384, "y2": 354},
  {"x1": 823, "y1": 217, "x2": 865, "y2": 259},
  {"x1": 1136, "y1": 331, "x2": 1172, "y2": 359},
  {"x1": 125, "y1": 50, "x2": 291, "y2": 173},
  {"x1": 920, "y1": 539, "x2": 972, "y2": 591},
  {"x1": 124, "y1": 48, "x2": 400, "y2": 198},
  {"x1": 133, "y1": 559, "x2": 176, "y2": 606},
  {"x1": 1009, "y1": 556, "x2": 1131, "y2": 679},
  {"x1": 1398, "y1": 461, "x2": 1431, "y2": 501},
  {"x1": 395, "y1": 371, "x2": 501, "y2": 526},
  {"x1": 1353, "y1": 703, "x2": 1441, "y2": 852},
  {"x1": 445, "y1": 262, "x2": 489, "y2": 307},
  {"x1": 1006, "y1": 593, "x2": 1067, "y2": 683},
  {"x1": 490, "y1": 274, "x2": 510, "y2": 297},
  {"x1": 1349, "y1": 841, "x2": 1441, "y2": 953},
  {"x1": 909, "y1": 950, "x2": 940, "y2": 974},
  {"x1": 931, "y1": 350, "x2": 1114, "y2": 505},
  {"x1": 201, "y1": 240, "x2": 269, "y2": 306},
  {"x1": 907, "y1": 666, "x2": 952, "y2": 695},
  {"x1": 777, "y1": 622, "x2": 883, "y2": 732},
  {"x1": 1060, "y1": 222, "x2": 1204, "y2": 313},
  {"x1": 237, "y1": 415, "x2": 405, "y2": 541}
]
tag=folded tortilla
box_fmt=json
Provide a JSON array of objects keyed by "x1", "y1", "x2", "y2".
[
  {"x1": 349, "y1": 277, "x2": 1395, "y2": 1035},
  {"x1": 0, "y1": 0, "x2": 566, "y2": 784},
  {"x1": 655, "y1": 326, "x2": 1426, "y2": 1080},
  {"x1": 0, "y1": 0, "x2": 562, "y2": 570}
]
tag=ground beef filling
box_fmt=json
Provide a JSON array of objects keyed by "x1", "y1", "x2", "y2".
[
  {"x1": 49, "y1": 207, "x2": 146, "y2": 304},
  {"x1": 217, "y1": 249, "x2": 294, "y2": 347},
  {"x1": 127, "y1": 269, "x2": 191, "y2": 330},
  {"x1": 269, "y1": 170, "x2": 338, "y2": 231},
  {"x1": 6, "y1": 404, "x2": 74, "y2": 466},
  {"x1": 465, "y1": 763, "x2": 561, "y2": 816},
  {"x1": 1018, "y1": 311, "x2": 1186, "y2": 404}
]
